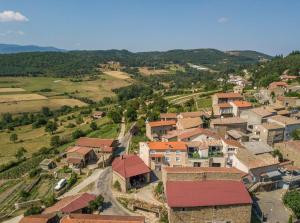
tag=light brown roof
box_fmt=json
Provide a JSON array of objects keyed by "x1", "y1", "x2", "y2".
[
  {"x1": 275, "y1": 140, "x2": 300, "y2": 151},
  {"x1": 76, "y1": 137, "x2": 114, "y2": 152},
  {"x1": 187, "y1": 140, "x2": 223, "y2": 150},
  {"x1": 269, "y1": 115, "x2": 300, "y2": 126},
  {"x1": 163, "y1": 166, "x2": 244, "y2": 175},
  {"x1": 179, "y1": 111, "x2": 207, "y2": 118},
  {"x1": 61, "y1": 214, "x2": 145, "y2": 223},
  {"x1": 160, "y1": 113, "x2": 177, "y2": 119},
  {"x1": 19, "y1": 214, "x2": 57, "y2": 223},
  {"x1": 179, "y1": 128, "x2": 221, "y2": 140},
  {"x1": 269, "y1": 81, "x2": 288, "y2": 89},
  {"x1": 177, "y1": 117, "x2": 203, "y2": 129},
  {"x1": 222, "y1": 139, "x2": 243, "y2": 148},
  {"x1": 67, "y1": 146, "x2": 93, "y2": 156},
  {"x1": 250, "y1": 107, "x2": 275, "y2": 117},
  {"x1": 147, "y1": 120, "x2": 176, "y2": 127},
  {"x1": 211, "y1": 117, "x2": 247, "y2": 125},
  {"x1": 215, "y1": 92, "x2": 243, "y2": 99},
  {"x1": 260, "y1": 123, "x2": 284, "y2": 130},
  {"x1": 235, "y1": 148, "x2": 279, "y2": 169}
]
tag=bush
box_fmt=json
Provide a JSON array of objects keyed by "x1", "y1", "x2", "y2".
[
  {"x1": 42, "y1": 194, "x2": 57, "y2": 207},
  {"x1": 155, "y1": 181, "x2": 164, "y2": 195},
  {"x1": 29, "y1": 167, "x2": 42, "y2": 178},
  {"x1": 89, "y1": 195, "x2": 104, "y2": 211},
  {"x1": 66, "y1": 123, "x2": 76, "y2": 128},
  {"x1": 72, "y1": 129, "x2": 85, "y2": 139},
  {"x1": 283, "y1": 190, "x2": 300, "y2": 218},
  {"x1": 113, "y1": 180, "x2": 121, "y2": 191},
  {"x1": 24, "y1": 206, "x2": 43, "y2": 216},
  {"x1": 20, "y1": 190, "x2": 30, "y2": 198},
  {"x1": 67, "y1": 172, "x2": 77, "y2": 188}
]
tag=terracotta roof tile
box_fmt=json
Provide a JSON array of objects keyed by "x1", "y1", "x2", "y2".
[
  {"x1": 179, "y1": 111, "x2": 207, "y2": 118},
  {"x1": 61, "y1": 214, "x2": 145, "y2": 223},
  {"x1": 112, "y1": 155, "x2": 150, "y2": 178},
  {"x1": 166, "y1": 180, "x2": 252, "y2": 207},
  {"x1": 67, "y1": 146, "x2": 93, "y2": 156},
  {"x1": 177, "y1": 117, "x2": 203, "y2": 129},
  {"x1": 215, "y1": 92, "x2": 243, "y2": 99},
  {"x1": 211, "y1": 117, "x2": 247, "y2": 125},
  {"x1": 147, "y1": 141, "x2": 187, "y2": 151},
  {"x1": 147, "y1": 120, "x2": 176, "y2": 127},
  {"x1": 231, "y1": 101, "x2": 252, "y2": 108},
  {"x1": 19, "y1": 214, "x2": 57, "y2": 223},
  {"x1": 76, "y1": 137, "x2": 115, "y2": 153}
]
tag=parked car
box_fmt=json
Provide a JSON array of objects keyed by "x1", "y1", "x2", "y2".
[{"x1": 55, "y1": 178, "x2": 67, "y2": 191}]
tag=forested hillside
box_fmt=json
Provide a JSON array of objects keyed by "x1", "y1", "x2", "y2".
[
  {"x1": 0, "y1": 49, "x2": 271, "y2": 77},
  {"x1": 248, "y1": 51, "x2": 300, "y2": 86}
]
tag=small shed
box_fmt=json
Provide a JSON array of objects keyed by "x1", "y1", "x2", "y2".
[
  {"x1": 40, "y1": 159, "x2": 56, "y2": 171},
  {"x1": 92, "y1": 111, "x2": 105, "y2": 119}
]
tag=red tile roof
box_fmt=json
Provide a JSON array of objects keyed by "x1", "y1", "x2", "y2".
[
  {"x1": 19, "y1": 214, "x2": 57, "y2": 223},
  {"x1": 166, "y1": 180, "x2": 252, "y2": 208},
  {"x1": 67, "y1": 146, "x2": 93, "y2": 156},
  {"x1": 147, "y1": 141, "x2": 187, "y2": 151},
  {"x1": 147, "y1": 120, "x2": 176, "y2": 127},
  {"x1": 269, "y1": 81, "x2": 288, "y2": 89},
  {"x1": 43, "y1": 193, "x2": 96, "y2": 214},
  {"x1": 76, "y1": 137, "x2": 115, "y2": 153},
  {"x1": 163, "y1": 166, "x2": 244, "y2": 175},
  {"x1": 215, "y1": 92, "x2": 243, "y2": 99},
  {"x1": 61, "y1": 214, "x2": 145, "y2": 223},
  {"x1": 231, "y1": 101, "x2": 252, "y2": 108},
  {"x1": 67, "y1": 157, "x2": 83, "y2": 164},
  {"x1": 112, "y1": 155, "x2": 150, "y2": 178}
]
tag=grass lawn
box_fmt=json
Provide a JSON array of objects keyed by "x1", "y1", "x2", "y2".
[
  {"x1": 196, "y1": 97, "x2": 212, "y2": 108},
  {"x1": 0, "y1": 116, "x2": 115, "y2": 165},
  {"x1": 129, "y1": 134, "x2": 148, "y2": 154},
  {"x1": 88, "y1": 123, "x2": 120, "y2": 139}
]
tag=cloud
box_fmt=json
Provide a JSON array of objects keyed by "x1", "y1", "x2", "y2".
[
  {"x1": 218, "y1": 17, "x2": 229, "y2": 23},
  {"x1": 0, "y1": 10, "x2": 29, "y2": 22},
  {"x1": 0, "y1": 30, "x2": 25, "y2": 36}
]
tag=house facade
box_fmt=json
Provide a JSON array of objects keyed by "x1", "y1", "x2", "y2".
[{"x1": 145, "y1": 120, "x2": 176, "y2": 141}]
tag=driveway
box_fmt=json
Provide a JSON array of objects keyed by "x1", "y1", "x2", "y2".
[{"x1": 254, "y1": 189, "x2": 291, "y2": 223}]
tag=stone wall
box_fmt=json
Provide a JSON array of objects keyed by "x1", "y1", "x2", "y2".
[
  {"x1": 112, "y1": 171, "x2": 128, "y2": 192},
  {"x1": 169, "y1": 204, "x2": 252, "y2": 223}
]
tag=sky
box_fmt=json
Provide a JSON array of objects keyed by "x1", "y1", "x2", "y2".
[{"x1": 0, "y1": 0, "x2": 299, "y2": 55}]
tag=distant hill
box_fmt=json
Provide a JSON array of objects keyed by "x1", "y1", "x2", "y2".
[
  {"x1": 225, "y1": 50, "x2": 272, "y2": 62},
  {"x1": 0, "y1": 48, "x2": 272, "y2": 76},
  {"x1": 0, "y1": 44, "x2": 65, "y2": 54}
]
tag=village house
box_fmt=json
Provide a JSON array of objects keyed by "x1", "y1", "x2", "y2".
[
  {"x1": 66, "y1": 146, "x2": 97, "y2": 168},
  {"x1": 226, "y1": 129, "x2": 249, "y2": 142},
  {"x1": 267, "y1": 115, "x2": 300, "y2": 140},
  {"x1": 177, "y1": 111, "x2": 210, "y2": 119},
  {"x1": 212, "y1": 92, "x2": 244, "y2": 106},
  {"x1": 212, "y1": 100, "x2": 252, "y2": 117},
  {"x1": 280, "y1": 74, "x2": 298, "y2": 82},
  {"x1": 162, "y1": 167, "x2": 252, "y2": 223},
  {"x1": 75, "y1": 137, "x2": 116, "y2": 166},
  {"x1": 210, "y1": 117, "x2": 248, "y2": 136},
  {"x1": 145, "y1": 120, "x2": 176, "y2": 141},
  {"x1": 43, "y1": 193, "x2": 96, "y2": 215},
  {"x1": 252, "y1": 123, "x2": 285, "y2": 145},
  {"x1": 160, "y1": 113, "x2": 177, "y2": 121},
  {"x1": 19, "y1": 214, "x2": 59, "y2": 223},
  {"x1": 112, "y1": 155, "x2": 151, "y2": 192},
  {"x1": 176, "y1": 117, "x2": 203, "y2": 130},
  {"x1": 240, "y1": 107, "x2": 277, "y2": 131},
  {"x1": 230, "y1": 101, "x2": 252, "y2": 116},
  {"x1": 275, "y1": 141, "x2": 300, "y2": 166},
  {"x1": 162, "y1": 127, "x2": 221, "y2": 142},
  {"x1": 276, "y1": 95, "x2": 300, "y2": 107},
  {"x1": 139, "y1": 141, "x2": 188, "y2": 171},
  {"x1": 268, "y1": 81, "x2": 289, "y2": 96},
  {"x1": 91, "y1": 111, "x2": 105, "y2": 119},
  {"x1": 60, "y1": 214, "x2": 145, "y2": 223}
]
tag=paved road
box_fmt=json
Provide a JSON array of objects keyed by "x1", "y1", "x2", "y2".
[
  {"x1": 117, "y1": 122, "x2": 135, "y2": 156},
  {"x1": 2, "y1": 215, "x2": 23, "y2": 223},
  {"x1": 94, "y1": 167, "x2": 130, "y2": 215},
  {"x1": 255, "y1": 189, "x2": 291, "y2": 223},
  {"x1": 60, "y1": 168, "x2": 103, "y2": 198}
]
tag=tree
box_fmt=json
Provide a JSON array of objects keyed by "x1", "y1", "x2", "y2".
[
  {"x1": 125, "y1": 107, "x2": 137, "y2": 122},
  {"x1": 24, "y1": 206, "x2": 43, "y2": 216},
  {"x1": 41, "y1": 106, "x2": 51, "y2": 117},
  {"x1": 109, "y1": 110, "x2": 122, "y2": 123},
  {"x1": 89, "y1": 195, "x2": 104, "y2": 212},
  {"x1": 50, "y1": 135, "x2": 61, "y2": 147},
  {"x1": 283, "y1": 190, "x2": 300, "y2": 218},
  {"x1": 113, "y1": 180, "x2": 121, "y2": 191},
  {"x1": 72, "y1": 129, "x2": 85, "y2": 139},
  {"x1": 45, "y1": 121, "x2": 57, "y2": 134},
  {"x1": 10, "y1": 133, "x2": 18, "y2": 143},
  {"x1": 15, "y1": 147, "x2": 27, "y2": 160},
  {"x1": 90, "y1": 122, "x2": 98, "y2": 131}
]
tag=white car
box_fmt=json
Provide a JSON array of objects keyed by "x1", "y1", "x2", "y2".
[{"x1": 54, "y1": 178, "x2": 67, "y2": 191}]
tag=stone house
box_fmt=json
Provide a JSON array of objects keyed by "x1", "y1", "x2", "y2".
[
  {"x1": 210, "y1": 117, "x2": 248, "y2": 136},
  {"x1": 139, "y1": 141, "x2": 188, "y2": 171},
  {"x1": 212, "y1": 92, "x2": 243, "y2": 106},
  {"x1": 91, "y1": 111, "x2": 105, "y2": 119},
  {"x1": 145, "y1": 120, "x2": 176, "y2": 141},
  {"x1": 268, "y1": 115, "x2": 300, "y2": 140},
  {"x1": 176, "y1": 117, "x2": 203, "y2": 130},
  {"x1": 112, "y1": 155, "x2": 151, "y2": 192},
  {"x1": 66, "y1": 146, "x2": 97, "y2": 168},
  {"x1": 253, "y1": 123, "x2": 284, "y2": 145}
]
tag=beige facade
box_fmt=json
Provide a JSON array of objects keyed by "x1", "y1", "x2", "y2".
[
  {"x1": 253, "y1": 124, "x2": 284, "y2": 145},
  {"x1": 145, "y1": 122, "x2": 175, "y2": 141},
  {"x1": 275, "y1": 141, "x2": 300, "y2": 167},
  {"x1": 169, "y1": 204, "x2": 252, "y2": 223}
]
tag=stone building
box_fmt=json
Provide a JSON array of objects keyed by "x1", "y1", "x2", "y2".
[
  {"x1": 145, "y1": 120, "x2": 176, "y2": 141},
  {"x1": 275, "y1": 141, "x2": 300, "y2": 167}
]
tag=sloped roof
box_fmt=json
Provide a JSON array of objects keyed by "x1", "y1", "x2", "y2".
[
  {"x1": 112, "y1": 155, "x2": 150, "y2": 178},
  {"x1": 269, "y1": 115, "x2": 300, "y2": 126},
  {"x1": 179, "y1": 111, "x2": 208, "y2": 118},
  {"x1": 67, "y1": 146, "x2": 93, "y2": 156},
  {"x1": 19, "y1": 214, "x2": 57, "y2": 223},
  {"x1": 61, "y1": 214, "x2": 145, "y2": 223},
  {"x1": 43, "y1": 193, "x2": 96, "y2": 214},
  {"x1": 231, "y1": 101, "x2": 252, "y2": 108},
  {"x1": 160, "y1": 113, "x2": 177, "y2": 119},
  {"x1": 179, "y1": 128, "x2": 221, "y2": 140},
  {"x1": 76, "y1": 137, "x2": 114, "y2": 152},
  {"x1": 211, "y1": 117, "x2": 247, "y2": 125},
  {"x1": 177, "y1": 117, "x2": 203, "y2": 129},
  {"x1": 147, "y1": 141, "x2": 187, "y2": 151},
  {"x1": 215, "y1": 92, "x2": 243, "y2": 99},
  {"x1": 147, "y1": 120, "x2": 176, "y2": 127},
  {"x1": 163, "y1": 166, "x2": 244, "y2": 175},
  {"x1": 166, "y1": 180, "x2": 252, "y2": 208}
]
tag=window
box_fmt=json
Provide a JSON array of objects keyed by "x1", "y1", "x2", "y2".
[
  {"x1": 166, "y1": 150, "x2": 171, "y2": 154},
  {"x1": 176, "y1": 150, "x2": 181, "y2": 155},
  {"x1": 176, "y1": 157, "x2": 181, "y2": 162},
  {"x1": 150, "y1": 150, "x2": 156, "y2": 154},
  {"x1": 165, "y1": 157, "x2": 170, "y2": 162}
]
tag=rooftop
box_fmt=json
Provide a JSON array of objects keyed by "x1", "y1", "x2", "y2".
[
  {"x1": 260, "y1": 122, "x2": 284, "y2": 130},
  {"x1": 179, "y1": 128, "x2": 221, "y2": 140},
  {"x1": 76, "y1": 137, "x2": 114, "y2": 152},
  {"x1": 61, "y1": 214, "x2": 145, "y2": 223},
  {"x1": 231, "y1": 100, "x2": 252, "y2": 108},
  {"x1": 147, "y1": 120, "x2": 176, "y2": 127},
  {"x1": 179, "y1": 111, "x2": 208, "y2": 118},
  {"x1": 242, "y1": 141, "x2": 274, "y2": 155},
  {"x1": 163, "y1": 166, "x2": 244, "y2": 175},
  {"x1": 177, "y1": 117, "x2": 203, "y2": 129},
  {"x1": 166, "y1": 180, "x2": 252, "y2": 208},
  {"x1": 249, "y1": 107, "x2": 276, "y2": 118},
  {"x1": 186, "y1": 139, "x2": 223, "y2": 150},
  {"x1": 43, "y1": 193, "x2": 96, "y2": 214},
  {"x1": 275, "y1": 140, "x2": 300, "y2": 151},
  {"x1": 112, "y1": 155, "x2": 150, "y2": 178},
  {"x1": 269, "y1": 115, "x2": 300, "y2": 126},
  {"x1": 269, "y1": 81, "x2": 289, "y2": 89},
  {"x1": 215, "y1": 92, "x2": 243, "y2": 99},
  {"x1": 226, "y1": 130, "x2": 246, "y2": 140},
  {"x1": 147, "y1": 141, "x2": 187, "y2": 151},
  {"x1": 67, "y1": 146, "x2": 93, "y2": 156},
  {"x1": 160, "y1": 113, "x2": 177, "y2": 119},
  {"x1": 19, "y1": 214, "x2": 57, "y2": 223},
  {"x1": 211, "y1": 117, "x2": 247, "y2": 125}
]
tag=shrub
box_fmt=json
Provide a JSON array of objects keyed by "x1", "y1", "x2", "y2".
[
  {"x1": 155, "y1": 181, "x2": 164, "y2": 196},
  {"x1": 24, "y1": 206, "x2": 43, "y2": 216},
  {"x1": 113, "y1": 180, "x2": 121, "y2": 191},
  {"x1": 283, "y1": 190, "x2": 300, "y2": 218},
  {"x1": 29, "y1": 167, "x2": 42, "y2": 178},
  {"x1": 67, "y1": 172, "x2": 77, "y2": 188},
  {"x1": 89, "y1": 195, "x2": 104, "y2": 211},
  {"x1": 43, "y1": 194, "x2": 57, "y2": 207}
]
